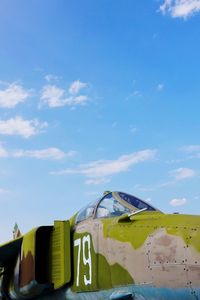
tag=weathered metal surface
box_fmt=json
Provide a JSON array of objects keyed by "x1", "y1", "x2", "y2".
[{"x1": 1, "y1": 191, "x2": 200, "y2": 300}]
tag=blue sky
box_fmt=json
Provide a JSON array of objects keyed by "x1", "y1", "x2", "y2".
[{"x1": 0, "y1": 0, "x2": 200, "y2": 242}]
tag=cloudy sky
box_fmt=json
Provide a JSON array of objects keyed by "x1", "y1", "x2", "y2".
[{"x1": 0, "y1": 0, "x2": 200, "y2": 242}]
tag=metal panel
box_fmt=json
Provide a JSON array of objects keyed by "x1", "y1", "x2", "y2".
[
  {"x1": 185, "y1": 228, "x2": 200, "y2": 265},
  {"x1": 148, "y1": 228, "x2": 186, "y2": 266},
  {"x1": 150, "y1": 265, "x2": 187, "y2": 288},
  {"x1": 49, "y1": 220, "x2": 71, "y2": 289},
  {"x1": 148, "y1": 228, "x2": 188, "y2": 288}
]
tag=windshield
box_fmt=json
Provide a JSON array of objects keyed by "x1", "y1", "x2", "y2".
[
  {"x1": 75, "y1": 191, "x2": 159, "y2": 224},
  {"x1": 117, "y1": 192, "x2": 158, "y2": 211},
  {"x1": 75, "y1": 199, "x2": 99, "y2": 224},
  {"x1": 96, "y1": 192, "x2": 131, "y2": 218}
]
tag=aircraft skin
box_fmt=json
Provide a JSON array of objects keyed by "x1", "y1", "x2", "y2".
[{"x1": 0, "y1": 191, "x2": 200, "y2": 300}]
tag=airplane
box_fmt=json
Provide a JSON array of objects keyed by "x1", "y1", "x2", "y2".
[{"x1": 0, "y1": 191, "x2": 200, "y2": 300}]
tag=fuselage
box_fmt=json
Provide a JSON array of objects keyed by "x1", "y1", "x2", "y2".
[{"x1": 1, "y1": 191, "x2": 200, "y2": 300}]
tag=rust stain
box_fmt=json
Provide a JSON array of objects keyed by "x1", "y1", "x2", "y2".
[
  {"x1": 19, "y1": 251, "x2": 35, "y2": 288},
  {"x1": 154, "y1": 246, "x2": 177, "y2": 264},
  {"x1": 156, "y1": 235, "x2": 173, "y2": 247}
]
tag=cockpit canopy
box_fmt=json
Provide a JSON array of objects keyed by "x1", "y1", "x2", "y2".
[{"x1": 75, "y1": 191, "x2": 159, "y2": 224}]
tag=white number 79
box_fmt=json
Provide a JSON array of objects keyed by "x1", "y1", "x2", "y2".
[{"x1": 74, "y1": 235, "x2": 92, "y2": 286}]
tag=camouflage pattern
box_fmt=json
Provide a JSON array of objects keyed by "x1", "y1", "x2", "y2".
[{"x1": 0, "y1": 191, "x2": 200, "y2": 299}]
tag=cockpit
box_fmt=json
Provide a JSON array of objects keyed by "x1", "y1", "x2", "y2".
[{"x1": 75, "y1": 191, "x2": 159, "y2": 224}]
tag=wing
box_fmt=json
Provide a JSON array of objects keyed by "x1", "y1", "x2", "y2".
[
  {"x1": 0, "y1": 221, "x2": 71, "y2": 299},
  {"x1": 0, "y1": 236, "x2": 22, "y2": 267}
]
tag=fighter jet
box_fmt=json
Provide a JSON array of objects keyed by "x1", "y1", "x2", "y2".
[{"x1": 0, "y1": 191, "x2": 200, "y2": 300}]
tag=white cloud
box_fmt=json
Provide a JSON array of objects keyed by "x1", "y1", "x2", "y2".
[
  {"x1": 45, "y1": 74, "x2": 60, "y2": 82},
  {"x1": 0, "y1": 188, "x2": 9, "y2": 195},
  {"x1": 0, "y1": 145, "x2": 8, "y2": 157},
  {"x1": 0, "y1": 117, "x2": 48, "y2": 138},
  {"x1": 41, "y1": 85, "x2": 65, "y2": 107},
  {"x1": 69, "y1": 80, "x2": 88, "y2": 95},
  {"x1": 181, "y1": 145, "x2": 200, "y2": 152},
  {"x1": 126, "y1": 90, "x2": 142, "y2": 101},
  {"x1": 130, "y1": 126, "x2": 138, "y2": 134},
  {"x1": 159, "y1": 0, "x2": 200, "y2": 19},
  {"x1": 180, "y1": 145, "x2": 200, "y2": 158},
  {"x1": 170, "y1": 197, "x2": 187, "y2": 206},
  {"x1": 13, "y1": 148, "x2": 67, "y2": 160},
  {"x1": 13, "y1": 148, "x2": 76, "y2": 160},
  {"x1": 157, "y1": 83, "x2": 164, "y2": 91},
  {"x1": 85, "y1": 178, "x2": 110, "y2": 185},
  {"x1": 41, "y1": 83, "x2": 89, "y2": 108},
  {"x1": 169, "y1": 167, "x2": 196, "y2": 181},
  {"x1": 67, "y1": 95, "x2": 88, "y2": 105},
  {"x1": 0, "y1": 146, "x2": 76, "y2": 160},
  {"x1": 0, "y1": 83, "x2": 30, "y2": 108},
  {"x1": 50, "y1": 149, "x2": 156, "y2": 184},
  {"x1": 133, "y1": 90, "x2": 142, "y2": 97}
]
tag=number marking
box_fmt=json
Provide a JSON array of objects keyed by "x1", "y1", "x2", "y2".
[
  {"x1": 83, "y1": 235, "x2": 92, "y2": 285},
  {"x1": 74, "y1": 238, "x2": 81, "y2": 286},
  {"x1": 74, "y1": 235, "x2": 92, "y2": 287}
]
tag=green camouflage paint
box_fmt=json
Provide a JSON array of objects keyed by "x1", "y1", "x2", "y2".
[{"x1": 72, "y1": 232, "x2": 133, "y2": 293}]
